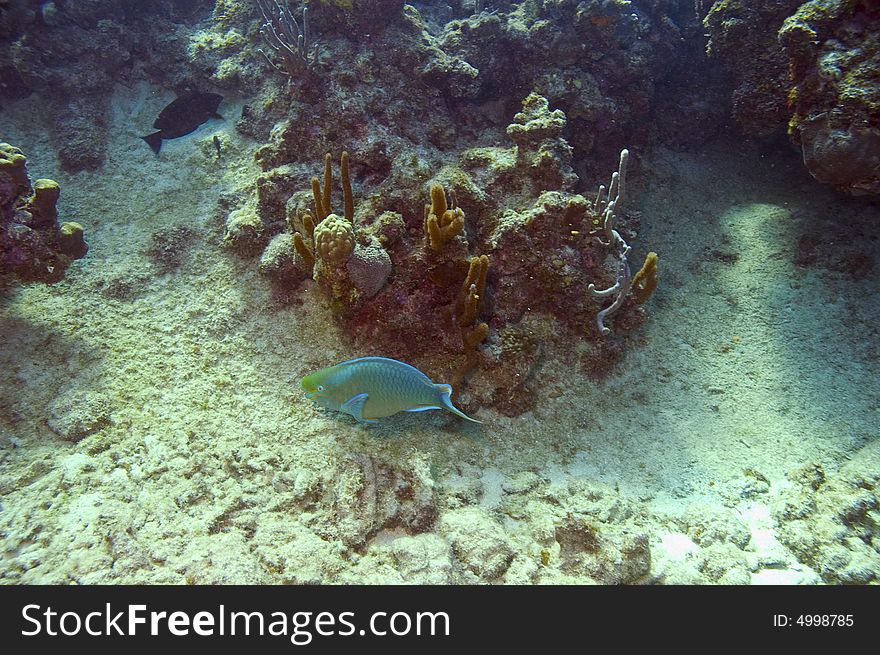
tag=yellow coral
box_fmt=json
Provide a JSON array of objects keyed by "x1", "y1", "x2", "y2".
[
  {"x1": 0, "y1": 143, "x2": 29, "y2": 189},
  {"x1": 295, "y1": 152, "x2": 355, "y2": 271},
  {"x1": 313, "y1": 214, "x2": 355, "y2": 267},
  {"x1": 456, "y1": 254, "x2": 490, "y2": 348},
  {"x1": 293, "y1": 231, "x2": 315, "y2": 269},
  {"x1": 631, "y1": 251, "x2": 659, "y2": 304},
  {"x1": 311, "y1": 151, "x2": 354, "y2": 223},
  {"x1": 424, "y1": 182, "x2": 465, "y2": 251},
  {"x1": 28, "y1": 179, "x2": 60, "y2": 225}
]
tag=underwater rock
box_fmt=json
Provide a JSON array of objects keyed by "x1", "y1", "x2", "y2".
[
  {"x1": 58, "y1": 221, "x2": 88, "y2": 259},
  {"x1": 52, "y1": 94, "x2": 109, "y2": 173},
  {"x1": 554, "y1": 514, "x2": 651, "y2": 584},
  {"x1": 0, "y1": 142, "x2": 88, "y2": 283},
  {"x1": 439, "y1": 507, "x2": 515, "y2": 582},
  {"x1": 46, "y1": 391, "x2": 112, "y2": 443},
  {"x1": 387, "y1": 534, "x2": 454, "y2": 584},
  {"x1": 259, "y1": 232, "x2": 310, "y2": 284},
  {"x1": 308, "y1": 452, "x2": 437, "y2": 550},
  {"x1": 251, "y1": 521, "x2": 346, "y2": 585},
  {"x1": 773, "y1": 444, "x2": 880, "y2": 584},
  {"x1": 1, "y1": 1, "x2": 230, "y2": 169},
  {"x1": 692, "y1": 542, "x2": 751, "y2": 585},
  {"x1": 703, "y1": 0, "x2": 801, "y2": 137},
  {"x1": 797, "y1": 114, "x2": 880, "y2": 196},
  {"x1": 437, "y1": 467, "x2": 484, "y2": 510},
  {"x1": 706, "y1": 0, "x2": 880, "y2": 195},
  {"x1": 680, "y1": 502, "x2": 752, "y2": 549},
  {"x1": 505, "y1": 93, "x2": 577, "y2": 193},
  {"x1": 224, "y1": 204, "x2": 267, "y2": 256}
]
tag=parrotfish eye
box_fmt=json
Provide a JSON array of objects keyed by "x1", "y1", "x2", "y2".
[{"x1": 318, "y1": 385, "x2": 325, "y2": 392}]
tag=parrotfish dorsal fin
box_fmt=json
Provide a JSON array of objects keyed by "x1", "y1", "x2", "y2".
[{"x1": 337, "y1": 356, "x2": 435, "y2": 384}]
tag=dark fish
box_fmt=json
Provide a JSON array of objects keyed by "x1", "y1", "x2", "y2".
[
  {"x1": 142, "y1": 92, "x2": 223, "y2": 155},
  {"x1": 213, "y1": 135, "x2": 222, "y2": 160}
]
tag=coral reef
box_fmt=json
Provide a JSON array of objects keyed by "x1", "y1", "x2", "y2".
[
  {"x1": 424, "y1": 183, "x2": 465, "y2": 252},
  {"x1": 0, "y1": 142, "x2": 87, "y2": 283},
  {"x1": 705, "y1": 0, "x2": 880, "y2": 195},
  {"x1": 230, "y1": 88, "x2": 655, "y2": 416}
]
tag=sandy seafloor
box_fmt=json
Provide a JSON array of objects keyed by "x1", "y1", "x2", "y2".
[{"x1": 1, "y1": 84, "x2": 878, "y2": 584}]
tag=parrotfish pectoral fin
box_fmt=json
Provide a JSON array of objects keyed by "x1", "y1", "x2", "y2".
[
  {"x1": 342, "y1": 393, "x2": 376, "y2": 424},
  {"x1": 435, "y1": 384, "x2": 482, "y2": 424}
]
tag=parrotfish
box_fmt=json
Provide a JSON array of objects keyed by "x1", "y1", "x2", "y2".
[
  {"x1": 301, "y1": 356, "x2": 481, "y2": 424},
  {"x1": 142, "y1": 92, "x2": 223, "y2": 155}
]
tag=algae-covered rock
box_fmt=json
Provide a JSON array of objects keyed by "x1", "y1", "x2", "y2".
[
  {"x1": 680, "y1": 502, "x2": 752, "y2": 549},
  {"x1": 387, "y1": 534, "x2": 454, "y2": 584},
  {"x1": 46, "y1": 391, "x2": 113, "y2": 443},
  {"x1": 259, "y1": 231, "x2": 310, "y2": 284},
  {"x1": 58, "y1": 222, "x2": 88, "y2": 259},
  {"x1": 439, "y1": 507, "x2": 515, "y2": 581},
  {"x1": 773, "y1": 444, "x2": 880, "y2": 583},
  {"x1": 554, "y1": 514, "x2": 651, "y2": 584},
  {"x1": 307, "y1": 452, "x2": 437, "y2": 550},
  {"x1": 706, "y1": 0, "x2": 880, "y2": 195},
  {"x1": 224, "y1": 204, "x2": 267, "y2": 256}
]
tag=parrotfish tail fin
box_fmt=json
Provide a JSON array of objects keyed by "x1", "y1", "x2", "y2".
[
  {"x1": 435, "y1": 384, "x2": 482, "y2": 424},
  {"x1": 142, "y1": 132, "x2": 163, "y2": 155}
]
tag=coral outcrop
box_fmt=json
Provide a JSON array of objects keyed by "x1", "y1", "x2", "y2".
[
  {"x1": 705, "y1": 0, "x2": 880, "y2": 195},
  {"x1": 0, "y1": 142, "x2": 87, "y2": 283},
  {"x1": 230, "y1": 89, "x2": 656, "y2": 417}
]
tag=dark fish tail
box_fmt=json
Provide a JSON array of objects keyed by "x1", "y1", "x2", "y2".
[{"x1": 142, "y1": 132, "x2": 163, "y2": 155}]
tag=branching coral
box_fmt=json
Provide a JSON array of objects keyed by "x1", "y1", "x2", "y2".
[
  {"x1": 256, "y1": 0, "x2": 320, "y2": 75},
  {"x1": 283, "y1": 151, "x2": 391, "y2": 309},
  {"x1": 292, "y1": 151, "x2": 354, "y2": 272},
  {"x1": 587, "y1": 148, "x2": 633, "y2": 336},
  {"x1": 424, "y1": 182, "x2": 465, "y2": 252}
]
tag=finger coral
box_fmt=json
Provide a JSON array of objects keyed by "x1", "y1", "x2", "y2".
[{"x1": 424, "y1": 182, "x2": 465, "y2": 252}]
